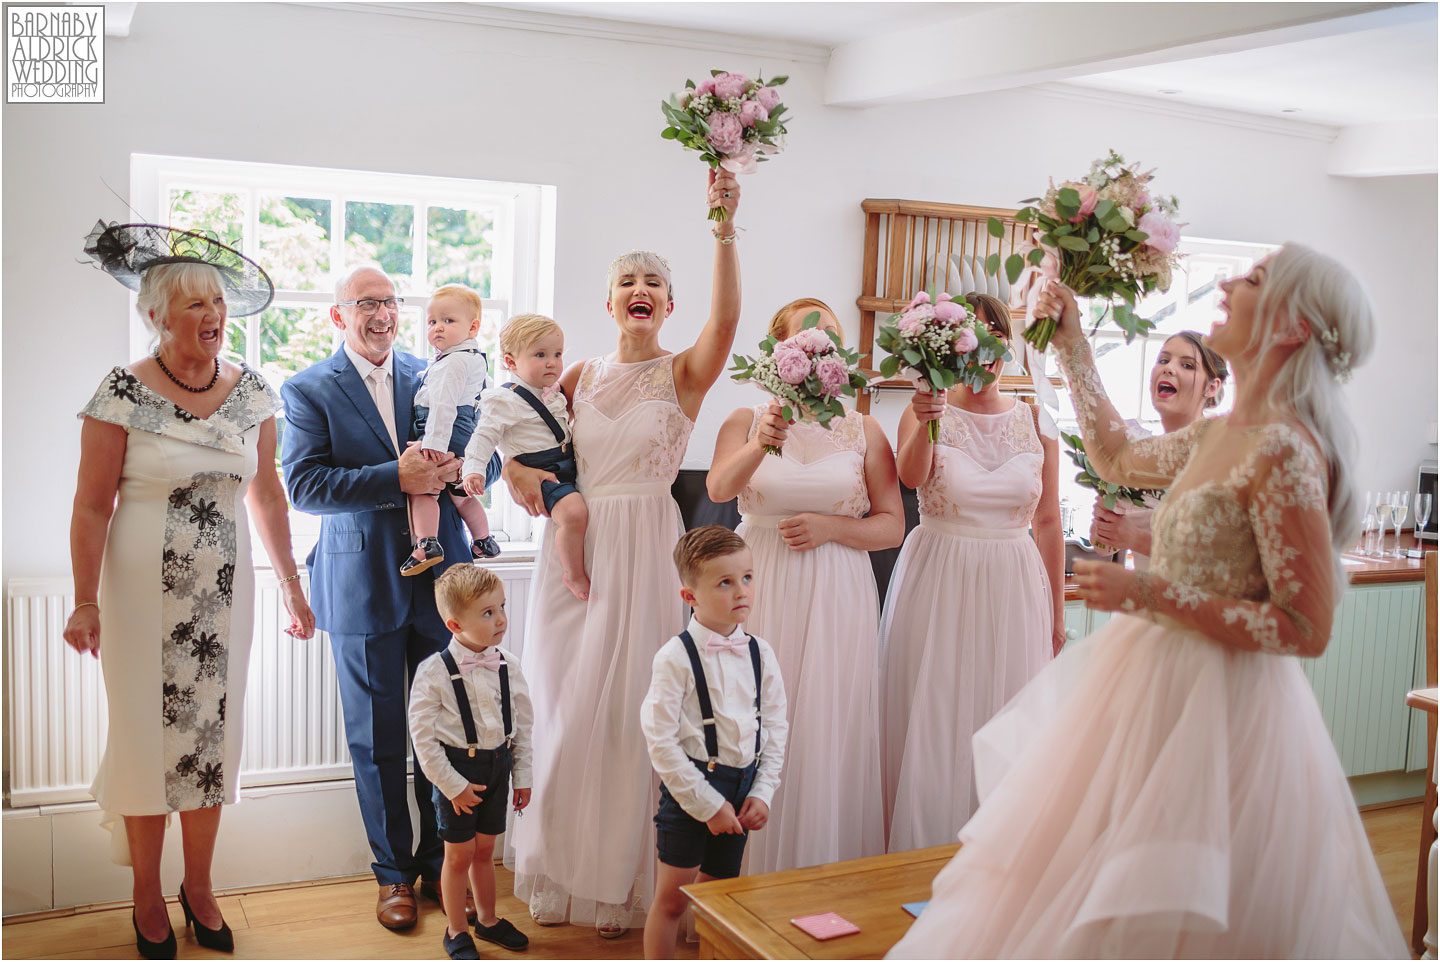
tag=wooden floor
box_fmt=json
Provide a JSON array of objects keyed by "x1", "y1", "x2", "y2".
[{"x1": 3, "y1": 802, "x2": 1423, "y2": 960}]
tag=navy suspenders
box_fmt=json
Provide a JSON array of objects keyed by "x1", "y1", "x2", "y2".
[
  {"x1": 676, "y1": 630, "x2": 763, "y2": 772},
  {"x1": 438, "y1": 649, "x2": 512, "y2": 756},
  {"x1": 504, "y1": 382, "x2": 570, "y2": 449}
]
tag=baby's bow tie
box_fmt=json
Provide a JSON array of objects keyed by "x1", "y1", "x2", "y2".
[{"x1": 456, "y1": 648, "x2": 502, "y2": 672}]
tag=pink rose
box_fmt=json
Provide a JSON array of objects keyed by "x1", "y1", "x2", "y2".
[
  {"x1": 936, "y1": 292, "x2": 953, "y2": 302},
  {"x1": 712, "y1": 72, "x2": 750, "y2": 101},
  {"x1": 738, "y1": 99, "x2": 768, "y2": 127},
  {"x1": 815, "y1": 356, "x2": 849, "y2": 396},
  {"x1": 773, "y1": 342, "x2": 811, "y2": 385},
  {"x1": 719, "y1": 142, "x2": 757, "y2": 174},
  {"x1": 705, "y1": 111, "x2": 744, "y2": 155},
  {"x1": 1137, "y1": 211, "x2": 1180, "y2": 254},
  {"x1": 1068, "y1": 185, "x2": 1099, "y2": 223},
  {"x1": 905, "y1": 290, "x2": 931, "y2": 310},
  {"x1": 788, "y1": 328, "x2": 833, "y2": 355},
  {"x1": 953, "y1": 327, "x2": 979, "y2": 354},
  {"x1": 932, "y1": 300, "x2": 967, "y2": 323},
  {"x1": 695, "y1": 77, "x2": 716, "y2": 98},
  {"x1": 755, "y1": 86, "x2": 781, "y2": 112}
]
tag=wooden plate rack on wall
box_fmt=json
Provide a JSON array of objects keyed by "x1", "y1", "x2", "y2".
[{"x1": 854, "y1": 198, "x2": 1058, "y2": 413}]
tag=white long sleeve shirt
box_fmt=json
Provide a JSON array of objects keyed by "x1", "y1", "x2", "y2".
[
  {"x1": 407, "y1": 640, "x2": 533, "y2": 800},
  {"x1": 414, "y1": 339, "x2": 490, "y2": 453},
  {"x1": 460, "y1": 376, "x2": 573, "y2": 481},
  {"x1": 640, "y1": 618, "x2": 788, "y2": 822}
]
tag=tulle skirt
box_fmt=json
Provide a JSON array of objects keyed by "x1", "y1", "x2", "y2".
[
  {"x1": 880, "y1": 519, "x2": 1052, "y2": 852},
  {"x1": 738, "y1": 518, "x2": 887, "y2": 874},
  {"x1": 887, "y1": 613, "x2": 1408, "y2": 959},
  {"x1": 508, "y1": 484, "x2": 684, "y2": 928}
]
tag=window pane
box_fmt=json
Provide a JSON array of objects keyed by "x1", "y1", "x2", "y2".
[
  {"x1": 345, "y1": 201, "x2": 414, "y2": 289},
  {"x1": 258, "y1": 196, "x2": 331, "y2": 291},
  {"x1": 391, "y1": 305, "x2": 426, "y2": 358},
  {"x1": 225, "y1": 321, "x2": 245, "y2": 365},
  {"x1": 427, "y1": 206, "x2": 494, "y2": 295},
  {"x1": 167, "y1": 189, "x2": 244, "y2": 250},
  {"x1": 258, "y1": 306, "x2": 335, "y2": 386}
]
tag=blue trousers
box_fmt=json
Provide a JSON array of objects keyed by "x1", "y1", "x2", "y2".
[{"x1": 330, "y1": 623, "x2": 447, "y2": 885}]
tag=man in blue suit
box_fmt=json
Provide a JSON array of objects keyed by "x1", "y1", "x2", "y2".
[{"x1": 281, "y1": 266, "x2": 471, "y2": 931}]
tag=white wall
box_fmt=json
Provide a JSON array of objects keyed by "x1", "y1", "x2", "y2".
[{"x1": 4, "y1": 0, "x2": 1435, "y2": 580}]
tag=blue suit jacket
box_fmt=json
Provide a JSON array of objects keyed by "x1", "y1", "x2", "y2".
[{"x1": 281, "y1": 347, "x2": 467, "y2": 637}]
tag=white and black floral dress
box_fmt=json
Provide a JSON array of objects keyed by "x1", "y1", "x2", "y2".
[{"x1": 80, "y1": 366, "x2": 281, "y2": 831}]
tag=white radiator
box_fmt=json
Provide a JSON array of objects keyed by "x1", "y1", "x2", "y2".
[{"x1": 6, "y1": 565, "x2": 534, "y2": 808}]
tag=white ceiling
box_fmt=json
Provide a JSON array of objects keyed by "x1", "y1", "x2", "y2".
[
  {"x1": 475, "y1": 1, "x2": 1435, "y2": 131},
  {"x1": 484, "y1": 1, "x2": 1002, "y2": 48},
  {"x1": 1065, "y1": 4, "x2": 1437, "y2": 128}
]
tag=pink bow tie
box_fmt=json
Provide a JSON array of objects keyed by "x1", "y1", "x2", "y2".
[
  {"x1": 705, "y1": 634, "x2": 749, "y2": 656},
  {"x1": 456, "y1": 648, "x2": 502, "y2": 672}
]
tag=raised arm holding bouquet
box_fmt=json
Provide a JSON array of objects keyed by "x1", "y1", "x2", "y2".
[
  {"x1": 991, "y1": 149, "x2": 1182, "y2": 352},
  {"x1": 661, "y1": 70, "x2": 790, "y2": 221}
]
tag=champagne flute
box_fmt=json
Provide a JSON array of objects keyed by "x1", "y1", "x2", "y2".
[
  {"x1": 1361, "y1": 490, "x2": 1380, "y2": 557},
  {"x1": 1391, "y1": 490, "x2": 1410, "y2": 558},
  {"x1": 1372, "y1": 491, "x2": 1392, "y2": 558},
  {"x1": 1409, "y1": 491, "x2": 1431, "y2": 559}
]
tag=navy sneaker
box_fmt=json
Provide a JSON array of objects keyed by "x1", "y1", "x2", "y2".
[
  {"x1": 475, "y1": 917, "x2": 529, "y2": 951},
  {"x1": 443, "y1": 929, "x2": 481, "y2": 960}
]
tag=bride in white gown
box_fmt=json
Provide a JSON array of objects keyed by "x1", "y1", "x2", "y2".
[{"x1": 890, "y1": 244, "x2": 1407, "y2": 959}]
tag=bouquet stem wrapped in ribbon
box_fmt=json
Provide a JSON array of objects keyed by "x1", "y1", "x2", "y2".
[
  {"x1": 988, "y1": 149, "x2": 1182, "y2": 352},
  {"x1": 661, "y1": 71, "x2": 790, "y2": 222},
  {"x1": 729, "y1": 312, "x2": 868, "y2": 455},
  {"x1": 876, "y1": 291, "x2": 1012, "y2": 442}
]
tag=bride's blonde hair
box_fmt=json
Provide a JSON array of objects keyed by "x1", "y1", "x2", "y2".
[{"x1": 1244, "y1": 243, "x2": 1375, "y2": 599}]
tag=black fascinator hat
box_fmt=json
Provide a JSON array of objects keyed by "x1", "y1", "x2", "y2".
[{"x1": 83, "y1": 220, "x2": 275, "y2": 316}]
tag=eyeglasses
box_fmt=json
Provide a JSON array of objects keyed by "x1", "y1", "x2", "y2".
[{"x1": 337, "y1": 297, "x2": 405, "y2": 315}]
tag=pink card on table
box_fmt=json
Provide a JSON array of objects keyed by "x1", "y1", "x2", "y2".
[{"x1": 790, "y1": 911, "x2": 861, "y2": 940}]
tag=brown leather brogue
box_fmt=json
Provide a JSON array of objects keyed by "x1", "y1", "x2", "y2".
[{"x1": 376, "y1": 882, "x2": 418, "y2": 930}]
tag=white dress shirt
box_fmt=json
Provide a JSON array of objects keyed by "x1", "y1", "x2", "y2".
[
  {"x1": 640, "y1": 617, "x2": 789, "y2": 822},
  {"x1": 414, "y1": 339, "x2": 490, "y2": 453},
  {"x1": 408, "y1": 639, "x2": 533, "y2": 800},
  {"x1": 460, "y1": 376, "x2": 574, "y2": 482},
  {"x1": 343, "y1": 343, "x2": 398, "y2": 453}
]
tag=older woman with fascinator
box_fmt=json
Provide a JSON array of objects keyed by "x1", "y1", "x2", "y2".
[{"x1": 65, "y1": 222, "x2": 314, "y2": 959}]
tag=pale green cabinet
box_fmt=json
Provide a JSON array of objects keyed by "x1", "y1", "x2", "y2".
[{"x1": 1063, "y1": 581, "x2": 1427, "y2": 778}]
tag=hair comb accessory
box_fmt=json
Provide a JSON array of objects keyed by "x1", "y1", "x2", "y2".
[
  {"x1": 1317, "y1": 325, "x2": 1353, "y2": 383},
  {"x1": 82, "y1": 220, "x2": 275, "y2": 316}
]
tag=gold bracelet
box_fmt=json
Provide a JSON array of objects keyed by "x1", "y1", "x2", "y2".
[
  {"x1": 74, "y1": 601, "x2": 98, "y2": 612},
  {"x1": 277, "y1": 574, "x2": 302, "y2": 585}
]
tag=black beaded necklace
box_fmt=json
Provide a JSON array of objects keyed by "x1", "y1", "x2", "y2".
[{"x1": 154, "y1": 350, "x2": 220, "y2": 393}]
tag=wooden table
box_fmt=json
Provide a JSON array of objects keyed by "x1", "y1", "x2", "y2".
[{"x1": 683, "y1": 844, "x2": 957, "y2": 960}]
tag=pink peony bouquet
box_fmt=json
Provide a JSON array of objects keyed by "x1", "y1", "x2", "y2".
[
  {"x1": 876, "y1": 291, "x2": 1012, "y2": 442},
  {"x1": 661, "y1": 70, "x2": 791, "y2": 221},
  {"x1": 728, "y1": 311, "x2": 867, "y2": 455},
  {"x1": 987, "y1": 149, "x2": 1183, "y2": 351}
]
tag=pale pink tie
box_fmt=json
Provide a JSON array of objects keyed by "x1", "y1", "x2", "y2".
[{"x1": 456, "y1": 648, "x2": 502, "y2": 672}]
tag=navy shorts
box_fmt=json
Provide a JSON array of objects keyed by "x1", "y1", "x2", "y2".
[
  {"x1": 433, "y1": 743, "x2": 512, "y2": 842},
  {"x1": 514, "y1": 444, "x2": 579, "y2": 515},
  {"x1": 413, "y1": 404, "x2": 501, "y2": 497},
  {"x1": 654, "y1": 758, "x2": 757, "y2": 879}
]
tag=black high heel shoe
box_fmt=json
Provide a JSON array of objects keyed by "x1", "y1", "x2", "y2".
[
  {"x1": 132, "y1": 909, "x2": 176, "y2": 960},
  {"x1": 178, "y1": 884, "x2": 234, "y2": 953}
]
